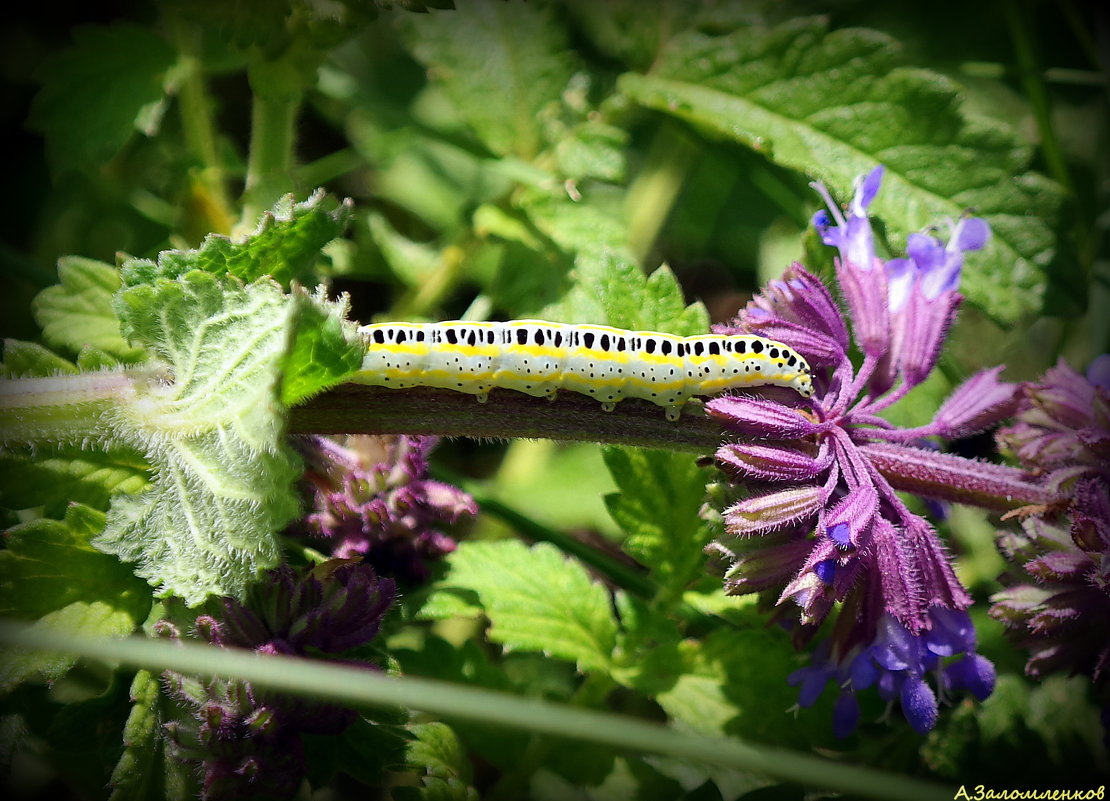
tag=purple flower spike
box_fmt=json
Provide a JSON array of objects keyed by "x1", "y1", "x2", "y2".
[
  {"x1": 298, "y1": 435, "x2": 475, "y2": 584},
  {"x1": 812, "y1": 169, "x2": 892, "y2": 357},
  {"x1": 707, "y1": 396, "x2": 823, "y2": 438},
  {"x1": 161, "y1": 562, "x2": 396, "y2": 800},
  {"x1": 724, "y1": 486, "x2": 824, "y2": 536},
  {"x1": 991, "y1": 358, "x2": 1110, "y2": 692},
  {"x1": 944, "y1": 653, "x2": 996, "y2": 700},
  {"x1": 901, "y1": 677, "x2": 939, "y2": 735},
  {"x1": 933, "y1": 367, "x2": 1022, "y2": 439},
  {"x1": 716, "y1": 441, "x2": 830, "y2": 483},
  {"x1": 1087, "y1": 354, "x2": 1110, "y2": 393},
  {"x1": 708, "y1": 166, "x2": 1006, "y2": 736}
]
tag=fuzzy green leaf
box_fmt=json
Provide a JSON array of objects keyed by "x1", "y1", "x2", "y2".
[
  {"x1": 32, "y1": 257, "x2": 145, "y2": 362},
  {"x1": 108, "y1": 669, "x2": 162, "y2": 801},
  {"x1": 603, "y1": 446, "x2": 713, "y2": 592},
  {"x1": 0, "y1": 339, "x2": 79, "y2": 378},
  {"x1": 619, "y1": 18, "x2": 1061, "y2": 323},
  {"x1": 554, "y1": 120, "x2": 629, "y2": 183},
  {"x1": 397, "y1": 0, "x2": 577, "y2": 159},
  {"x1": 28, "y1": 23, "x2": 176, "y2": 175},
  {"x1": 281, "y1": 287, "x2": 364, "y2": 405},
  {"x1": 435, "y1": 540, "x2": 618, "y2": 673},
  {"x1": 119, "y1": 191, "x2": 352, "y2": 288},
  {"x1": 407, "y1": 722, "x2": 474, "y2": 784},
  {"x1": 99, "y1": 272, "x2": 302, "y2": 603}
]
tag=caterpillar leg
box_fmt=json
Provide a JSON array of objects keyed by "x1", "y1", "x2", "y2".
[
  {"x1": 601, "y1": 401, "x2": 616, "y2": 413},
  {"x1": 476, "y1": 391, "x2": 489, "y2": 404},
  {"x1": 665, "y1": 404, "x2": 683, "y2": 422}
]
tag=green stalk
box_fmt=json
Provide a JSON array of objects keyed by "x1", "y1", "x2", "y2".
[
  {"x1": 0, "y1": 371, "x2": 142, "y2": 445},
  {"x1": 625, "y1": 123, "x2": 699, "y2": 264},
  {"x1": 0, "y1": 621, "x2": 951, "y2": 801},
  {"x1": 172, "y1": 20, "x2": 235, "y2": 236},
  {"x1": 239, "y1": 59, "x2": 303, "y2": 231}
]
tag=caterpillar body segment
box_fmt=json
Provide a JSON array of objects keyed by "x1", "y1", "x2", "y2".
[{"x1": 357, "y1": 320, "x2": 814, "y2": 421}]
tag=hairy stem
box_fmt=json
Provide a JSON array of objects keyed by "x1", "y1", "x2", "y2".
[
  {"x1": 0, "y1": 371, "x2": 144, "y2": 445},
  {"x1": 288, "y1": 384, "x2": 724, "y2": 452},
  {"x1": 858, "y1": 441, "x2": 1054, "y2": 511}
]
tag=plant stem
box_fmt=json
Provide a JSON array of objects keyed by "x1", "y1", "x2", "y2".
[
  {"x1": 288, "y1": 384, "x2": 723, "y2": 453},
  {"x1": 0, "y1": 371, "x2": 142, "y2": 445},
  {"x1": 625, "y1": 122, "x2": 699, "y2": 264},
  {"x1": 291, "y1": 386, "x2": 1051, "y2": 513},
  {"x1": 239, "y1": 60, "x2": 302, "y2": 231},
  {"x1": 294, "y1": 148, "x2": 365, "y2": 189},
  {"x1": 172, "y1": 19, "x2": 235, "y2": 236},
  {"x1": 0, "y1": 622, "x2": 951, "y2": 801}
]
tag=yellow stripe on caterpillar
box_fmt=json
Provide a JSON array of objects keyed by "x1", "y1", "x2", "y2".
[{"x1": 356, "y1": 320, "x2": 814, "y2": 421}]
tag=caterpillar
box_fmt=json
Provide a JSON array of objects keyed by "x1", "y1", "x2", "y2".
[{"x1": 356, "y1": 320, "x2": 814, "y2": 421}]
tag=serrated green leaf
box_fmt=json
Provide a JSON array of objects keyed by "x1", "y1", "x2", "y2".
[
  {"x1": 28, "y1": 23, "x2": 176, "y2": 175},
  {"x1": 654, "y1": 628, "x2": 819, "y2": 749},
  {"x1": 618, "y1": 18, "x2": 1061, "y2": 323},
  {"x1": 519, "y1": 188, "x2": 630, "y2": 261},
  {"x1": 120, "y1": 191, "x2": 352, "y2": 288},
  {"x1": 108, "y1": 669, "x2": 162, "y2": 801},
  {"x1": 0, "y1": 504, "x2": 150, "y2": 622},
  {"x1": 610, "y1": 592, "x2": 685, "y2": 696},
  {"x1": 397, "y1": 0, "x2": 576, "y2": 159},
  {"x1": 438, "y1": 540, "x2": 618, "y2": 673},
  {"x1": 564, "y1": 0, "x2": 752, "y2": 71},
  {"x1": 281, "y1": 287, "x2": 364, "y2": 405},
  {"x1": 407, "y1": 722, "x2": 473, "y2": 783},
  {"x1": 394, "y1": 778, "x2": 479, "y2": 801},
  {"x1": 554, "y1": 120, "x2": 629, "y2": 183},
  {"x1": 0, "y1": 601, "x2": 138, "y2": 693},
  {"x1": 0, "y1": 447, "x2": 148, "y2": 517},
  {"x1": 603, "y1": 447, "x2": 712, "y2": 590},
  {"x1": 32, "y1": 257, "x2": 144, "y2": 362},
  {"x1": 99, "y1": 272, "x2": 301, "y2": 603},
  {"x1": 0, "y1": 339, "x2": 79, "y2": 378}
]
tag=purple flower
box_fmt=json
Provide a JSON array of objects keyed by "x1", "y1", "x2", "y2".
[
  {"x1": 297, "y1": 435, "x2": 476, "y2": 583},
  {"x1": 158, "y1": 562, "x2": 396, "y2": 800},
  {"x1": 991, "y1": 359, "x2": 1110, "y2": 690},
  {"x1": 706, "y1": 167, "x2": 1015, "y2": 734},
  {"x1": 790, "y1": 609, "x2": 996, "y2": 738}
]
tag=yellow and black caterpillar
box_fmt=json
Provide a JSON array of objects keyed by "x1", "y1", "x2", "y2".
[{"x1": 356, "y1": 320, "x2": 814, "y2": 421}]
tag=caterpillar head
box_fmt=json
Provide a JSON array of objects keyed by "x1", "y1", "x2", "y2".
[{"x1": 794, "y1": 362, "x2": 815, "y2": 398}]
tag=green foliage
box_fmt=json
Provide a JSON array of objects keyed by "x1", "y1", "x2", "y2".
[
  {"x1": 5, "y1": 0, "x2": 1104, "y2": 797},
  {"x1": 618, "y1": 18, "x2": 1062, "y2": 323},
  {"x1": 0, "y1": 505, "x2": 150, "y2": 691},
  {"x1": 32, "y1": 257, "x2": 146, "y2": 363},
  {"x1": 98, "y1": 273, "x2": 305, "y2": 603},
  {"x1": 427, "y1": 540, "x2": 618, "y2": 673},
  {"x1": 108, "y1": 670, "x2": 164, "y2": 801},
  {"x1": 396, "y1": 1, "x2": 577, "y2": 159},
  {"x1": 0, "y1": 339, "x2": 80, "y2": 377},
  {"x1": 28, "y1": 23, "x2": 177, "y2": 175},
  {"x1": 119, "y1": 192, "x2": 353, "y2": 288},
  {"x1": 603, "y1": 447, "x2": 713, "y2": 590},
  {"x1": 0, "y1": 448, "x2": 149, "y2": 517}
]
